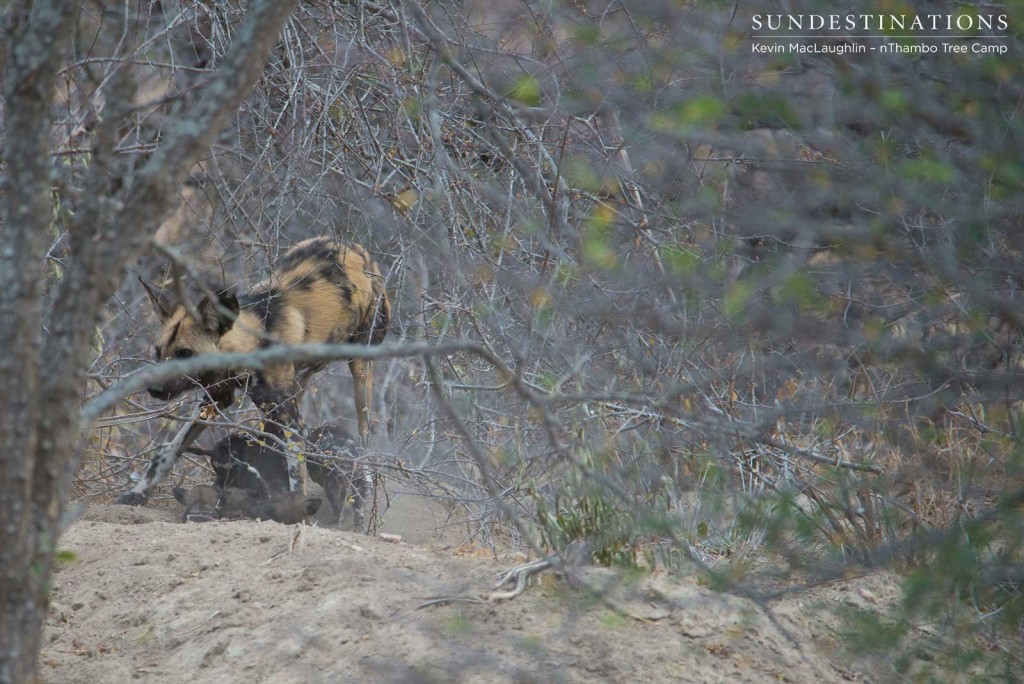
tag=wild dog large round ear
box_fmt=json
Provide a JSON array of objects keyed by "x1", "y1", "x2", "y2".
[
  {"x1": 217, "y1": 288, "x2": 240, "y2": 316},
  {"x1": 138, "y1": 276, "x2": 175, "y2": 320},
  {"x1": 198, "y1": 287, "x2": 240, "y2": 335}
]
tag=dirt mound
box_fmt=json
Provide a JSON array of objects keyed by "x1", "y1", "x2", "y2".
[{"x1": 41, "y1": 504, "x2": 900, "y2": 683}]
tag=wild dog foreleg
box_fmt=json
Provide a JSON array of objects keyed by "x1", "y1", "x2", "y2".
[
  {"x1": 251, "y1": 371, "x2": 308, "y2": 494},
  {"x1": 116, "y1": 404, "x2": 207, "y2": 505}
]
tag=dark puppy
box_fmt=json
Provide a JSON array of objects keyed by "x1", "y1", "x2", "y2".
[
  {"x1": 173, "y1": 484, "x2": 222, "y2": 523},
  {"x1": 186, "y1": 423, "x2": 371, "y2": 530},
  {"x1": 172, "y1": 484, "x2": 321, "y2": 525}
]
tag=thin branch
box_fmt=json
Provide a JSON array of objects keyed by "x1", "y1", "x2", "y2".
[{"x1": 81, "y1": 340, "x2": 498, "y2": 426}]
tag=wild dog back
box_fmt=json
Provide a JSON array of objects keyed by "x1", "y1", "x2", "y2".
[{"x1": 145, "y1": 237, "x2": 390, "y2": 429}]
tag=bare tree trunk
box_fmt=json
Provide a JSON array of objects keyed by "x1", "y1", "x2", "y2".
[
  {"x1": 0, "y1": 2, "x2": 297, "y2": 682},
  {"x1": 0, "y1": 4, "x2": 76, "y2": 682}
]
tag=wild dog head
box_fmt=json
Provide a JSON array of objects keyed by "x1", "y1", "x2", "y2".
[
  {"x1": 141, "y1": 278, "x2": 240, "y2": 401},
  {"x1": 262, "y1": 492, "x2": 323, "y2": 525},
  {"x1": 172, "y1": 484, "x2": 222, "y2": 523}
]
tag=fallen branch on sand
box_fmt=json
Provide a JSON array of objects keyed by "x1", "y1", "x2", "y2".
[{"x1": 417, "y1": 542, "x2": 592, "y2": 609}]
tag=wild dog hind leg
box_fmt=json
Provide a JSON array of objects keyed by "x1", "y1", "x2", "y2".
[{"x1": 350, "y1": 358, "x2": 373, "y2": 445}]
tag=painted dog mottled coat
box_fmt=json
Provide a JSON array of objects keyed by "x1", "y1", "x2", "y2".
[{"x1": 118, "y1": 237, "x2": 389, "y2": 505}]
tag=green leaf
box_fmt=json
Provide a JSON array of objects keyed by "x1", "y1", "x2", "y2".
[
  {"x1": 582, "y1": 205, "x2": 618, "y2": 269},
  {"x1": 898, "y1": 157, "x2": 957, "y2": 185},
  {"x1": 677, "y1": 95, "x2": 725, "y2": 128},
  {"x1": 723, "y1": 281, "x2": 754, "y2": 318},
  {"x1": 661, "y1": 246, "x2": 702, "y2": 275},
  {"x1": 773, "y1": 272, "x2": 824, "y2": 310},
  {"x1": 55, "y1": 549, "x2": 77, "y2": 564},
  {"x1": 507, "y1": 75, "x2": 542, "y2": 106}
]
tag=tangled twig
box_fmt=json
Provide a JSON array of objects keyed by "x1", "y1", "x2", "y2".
[{"x1": 487, "y1": 556, "x2": 557, "y2": 602}]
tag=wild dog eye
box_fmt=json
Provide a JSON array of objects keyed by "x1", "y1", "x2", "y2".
[{"x1": 175, "y1": 349, "x2": 195, "y2": 360}]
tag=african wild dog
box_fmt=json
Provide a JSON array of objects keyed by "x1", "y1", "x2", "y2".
[
  {"x1": 185, "y1": 423, "x2": 371, "y2": 530},
  {"x1": 117, "y1": 237, "x2": 389, "y2": 505},
  {"x1": 172, "y1": 484, "x2": 322, "y2": 525}
]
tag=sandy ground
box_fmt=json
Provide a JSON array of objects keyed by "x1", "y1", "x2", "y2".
[{"x1": 40, "y1": 497, "x2": 907, "y2": 684}]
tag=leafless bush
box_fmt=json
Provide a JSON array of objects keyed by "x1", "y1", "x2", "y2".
[{"x1": 35, "y1": 0, "x2": 1024, "y2": 670}]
